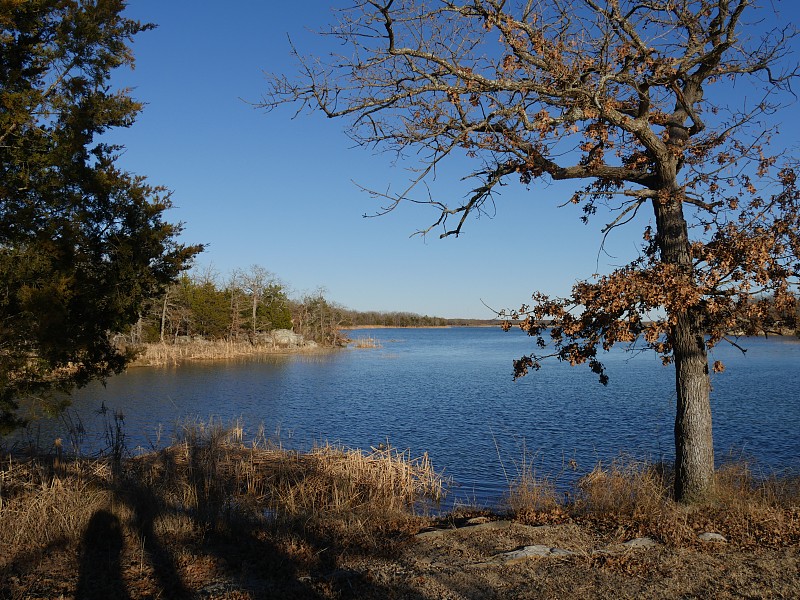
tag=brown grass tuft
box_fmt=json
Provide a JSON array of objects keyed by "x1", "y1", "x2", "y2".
[
  {"x1": 0, "y1": 421, "x2": 446, "y2": 567},
  {"x1": 268, "y1": 442, "x2": 444, "y2": 528},
  {"x1": 504, "y1": 459, "x2": 559, "y2": 520},
  {"x1": 504, "y1": 454, "x2": 800, "y2": 548},
  {"x1": 0, "y1": 458, "x2": 121, "y2": 550}
]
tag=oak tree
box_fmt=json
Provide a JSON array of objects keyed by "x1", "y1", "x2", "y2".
[
  {"x1": 0, "y1": 0, "x2": 201, "y2": 431},
  {"x1": 264, "y1": 0, "x2": 800, "y2": 501}
]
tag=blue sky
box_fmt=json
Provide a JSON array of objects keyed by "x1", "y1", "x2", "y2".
[{"x1": 106, "y1": 1, "x2": 799, "y2": 318}]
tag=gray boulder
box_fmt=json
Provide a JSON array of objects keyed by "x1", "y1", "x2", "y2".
[{"x1": 271, "y1": 329, "x2": 305, "y2": 348}]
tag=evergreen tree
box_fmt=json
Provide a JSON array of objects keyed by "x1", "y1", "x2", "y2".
[{"x1": 0, "y1": 0, "x2": 201, "y2": 431}]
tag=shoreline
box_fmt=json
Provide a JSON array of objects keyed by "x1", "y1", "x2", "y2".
[
  {"x1": 129, "y1": 326, "x2": 798, "y2": 367},
  {"x1": 340, "y1": 325, "x2": 452, "y2": 330},
  {"x1": 2, "y1": 440, "x2": 798, "y2": 599},
  {"x1": 127, "y1": 326, "x2": 502, "y2": 367},
  {"x1": 128, "y1": 339, "x2": 332, "y2": 367}
]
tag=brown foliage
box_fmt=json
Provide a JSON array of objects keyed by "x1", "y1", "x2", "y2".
[
  {"x1": 263, "y1": 0, "x2": 800, "y2": 502},
  {"x1": 507, "y1": 455, "x2": 800, "y2": 550}
]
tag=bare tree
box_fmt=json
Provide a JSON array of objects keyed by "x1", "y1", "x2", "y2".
[
  {"x1": 237, "y1": 265, "x2": 278, "y2": 338},
  {"x1": 293, "y1": 289, "x2": 349, "y2": 346},
  {"x1": 226, "y1": 270, "x2": 246, "y2": 340},
  {"x1": 264, "y1": 0, "x2": 800, "y2": 502}
]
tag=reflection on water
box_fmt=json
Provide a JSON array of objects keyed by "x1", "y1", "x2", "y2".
[{"x1": 6, "y1": 328, "x2": 800, "y2": 507}]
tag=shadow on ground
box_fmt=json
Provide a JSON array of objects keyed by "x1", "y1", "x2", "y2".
[{"x1": 62, "y1": 451, "x2": 424, "y2": 600}]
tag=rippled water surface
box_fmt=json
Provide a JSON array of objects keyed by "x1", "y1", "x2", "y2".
[{"x1": 11, "y1": 328, "x2": 800, "y2": 506}]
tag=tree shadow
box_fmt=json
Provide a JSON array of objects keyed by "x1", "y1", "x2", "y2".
[
  {"x1": 75, "y1": 509, "x2": 130, "y2": 600},
  {"x1": 109, "y1": 450, "x2": 193, "y2": 599},
  {"x1": 196, "y1": 521, "x2": 429, "y2": 600},
  {"x1": 1, "y1": 441, "x2": 436, "y2": 599},
  {"x1": 1, "y1": 538, "x2": 71, "y2": 599},
  {"x1": 66, "y1": 447, "x2": 431, "y2": 599},
  {"x1": 166, "y1": 445, "x2": 424, "y2": 599}
]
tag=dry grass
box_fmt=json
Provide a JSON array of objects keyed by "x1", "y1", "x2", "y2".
[
  {"x1": 131, "y1": 339, "x2": 323, "y2": 366},
  {"x1": 505, "y1": 454, "x2": 800, "y2": 548},
  {"x1": 0, "y1": 422, "x2": 448, "y2": 598},
  {"x1": 0, "y1": 458, "x2": 114, "y2": 548},
  {"x1": 1, "y1": 420, "x2": 445, "y2": 550},
  {"x1": 349, "y1": 336, "x2": 382, "y2": 349},
  {"x1": 270, "y1": 442, "x2": 443, "y2": 528},
  {"x1": 1, "y1": 437, "x2": 798, "y2": 599},
  {"x1": 504, "y1": 454, "x2": 559, "y2": 519}
]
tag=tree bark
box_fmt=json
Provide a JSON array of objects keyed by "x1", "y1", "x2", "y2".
[
  {"x1": 672, "y1": 310, "x2": 714, "y2": 502},
  {"x1": 252, "y1": 294, "x2": 258, "y2": 336},
  {"x1": 160, "y1": 291, "x2": 168, "y2": 343},
  {"x1": 654, "y1": 197, "x2": 715, "y2": 502}
]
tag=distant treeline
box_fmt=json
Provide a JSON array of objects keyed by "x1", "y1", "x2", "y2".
[
  {"x1": 121, "y1": 266, "x2": 497, "y2": 349},
  {"x1": 340, "y1": 311, "x2": 499, "y2": 328},
  {"x1": 124, "y1": 266, "x2": 347, "y2": 347}
]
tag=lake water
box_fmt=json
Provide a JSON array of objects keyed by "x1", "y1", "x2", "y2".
[{"x1": 8, "y1": 328, "x2": 800, "y2": 507}]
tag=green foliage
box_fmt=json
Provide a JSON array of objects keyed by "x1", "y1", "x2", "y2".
[
  {"x1": 131, "y1": 265, "x2": 458, "y2": 349},
  {"x1": 0, "y1": 0, "x2": 201, "y2": 431},
  {"x1": 256, "y1": 285, "x2": 292, "y2": 331},
  {"x1": 178, "y1": 275, "x2": 230, "y2": 339},
  {"x1": 341, "y1": 310, "x2": 450, "y2": 328},
  {"x1": 133, "y1": 268, "x2": 295, "y2": 343}
]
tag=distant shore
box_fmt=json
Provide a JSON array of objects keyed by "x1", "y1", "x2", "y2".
[
  {"x1": 340, "y1": 325, "x2": 451, "y2": 330},
  {"x1": 129, "y1": 338, "x2": 329, "y2": 367},
  {"x1": 128, "y1": 326, "x2": 799, "y2": 368},
  {"x1": 341, "y1": 323, "x2": 500, "y2": 329},
  {"x1": 129, "y1": 327, "x2": 465, "y2": 367}
]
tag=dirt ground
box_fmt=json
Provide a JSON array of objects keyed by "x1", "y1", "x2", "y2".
[{"x1": 4, "y1": 515, "x2": 799, "y2": 599}]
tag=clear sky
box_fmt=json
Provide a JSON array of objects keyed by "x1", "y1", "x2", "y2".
[{"x1": 106, "y1": 1, "x2": 799, "y2": 319}]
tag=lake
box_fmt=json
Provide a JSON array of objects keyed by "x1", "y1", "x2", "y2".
[{"x1": 8, "y1": 328, "x2": 800, "y2": 507}]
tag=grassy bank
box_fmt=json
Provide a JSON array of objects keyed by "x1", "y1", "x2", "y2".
[
  {"x1": 130, "y1": 339, "x2": 329, "y2": 367},
  {"x1": 505, "y1": 455, "x2": 800, "y2": 547},
  {"x1": 1, "y1": 425, "x2": 798, "y2": 598},
  {"x1": 1, "y1": 422, "x2": 443, "y2": 599}
]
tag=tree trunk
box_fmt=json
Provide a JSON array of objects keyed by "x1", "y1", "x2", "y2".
[
  {"x1": 654, "y1": 196, "x2": 715, "y2": 502},
  {"x1": 160, "y1": 291, "x2": 168, "y2": 343},
  {"x1": 134, "y1": 314, "x2": 143, "y2": 345},
  {"x1": 252, "y1": 294, "x2": 258, "y2": 336},
  {"x1": 672, "y1": 310, "x2": 714, "y2": 502}
]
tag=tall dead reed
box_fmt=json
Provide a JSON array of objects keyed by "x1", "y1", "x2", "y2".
[
  {"x1": 0, "y1": 418, "x2": 447, "y2": 560},
  {"x1": 268, "y1": 442, "x2": 444, "y2": 525},
  {"x1": 504, "y1": 453, "x2": 559, "y2": 520},
  {"x1": 350, "y1": 336, "x2": 382, "y2": 349},
  {"x1": 0, "y1": 457, "x2": 114, "y2": 548},
  {"x1": 132, "y1": 339, "x2": 322, "y2": 367}
]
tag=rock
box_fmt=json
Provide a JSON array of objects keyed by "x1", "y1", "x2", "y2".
[
  {"x1": 415, "y1": 528, "x2": 452, "y2": 539},
  {"x1": 622, "y1": 537, "x2": 659, "y2": 549},
  {"x1": 502, "y1": 545, "x2": 553, "y2": 560},
  {"x1": 698, "y1": 532, "x2": 727, "y2": 543},
  {"x1": 415, "y1": 520, "x2": 511, "y2": 539},
  {"x1": 494, "y1": 545, "x2": 575, "y2": 564},
  {"x1": 271, "y1": 329, "x2": 305, "y2": 348},
  {"x1": 466, "y1": 519, "x2": 514, "y2": 531},
  {"x1": 415, "y1": 519, "x2": 550, "y2": 539}
]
